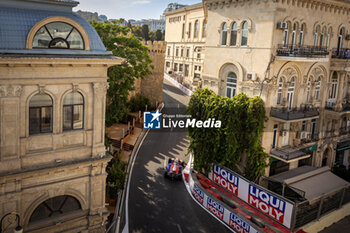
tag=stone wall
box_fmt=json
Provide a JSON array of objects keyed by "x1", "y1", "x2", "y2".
[{"x1": 131, "y1": 41, "x2": 166, "y2": 107}]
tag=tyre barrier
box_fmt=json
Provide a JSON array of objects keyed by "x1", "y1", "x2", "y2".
[{"x1": 185, "y1": 169, "x2": 271, "y2": 233}]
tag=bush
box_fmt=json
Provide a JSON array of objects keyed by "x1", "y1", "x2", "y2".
[
  {"x1": 106, "y1": 157, "x2": 127, "y2": 199},
  {"x1": 128, "y1": 94, "x2": 152, "y2": 112}
]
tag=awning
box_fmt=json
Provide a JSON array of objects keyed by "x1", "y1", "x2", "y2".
[
  {"x1": 337, "y1": 139, "x2": 350, "y2": 152},
  {"x1": 271, "y1": 146, "x2": 307, "y2": 161},
  {"x1": 301, "y1": 144, "x2": 318, "y2": 154}
]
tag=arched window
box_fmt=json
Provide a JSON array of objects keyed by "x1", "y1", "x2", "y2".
[
  {"x1": 63, "y1": 92, "x2": 84, "y2": 131},
  {"x1": 226, "y1": 72, "x2": 237, "y2": 98},
  {"x1": 283, "y1": 22, "x2": 290, "y2": 47},
  {"x1": 29, "y1": 93, "x2": 53, "y2": 135},
  {"x1": 194, "y1": 20, "x2": 199, "y2": 38},
  {"x1": 287, "y1": 77, "x2": 295, "y2": 110},
  {"x1": 314, "y1": 76, "x2": 321, "y2": 101},
  {"x1": 230, "y1": 22, "x2": 238, "y2": 46},
  {"x1": 221, "y1": 23, "x2": 228, "y2": 45},
  {"x1": 30, "y1": 195, "x2": 81, "y2": 223},
  {"x1": 326, "y1": 28, "x2": 331, "y2": 49},
  {"x1": 241, "y1": 21, "x2": 248, "y2": 46},
  {"x1": 320, "y1": 27, "x2": 326, "y2": 47},
  {"x1": 32, "y1": 22, "x2": 84, "y2": 49},
  {"x1": 338, "y1": 27, "x2": 345, "y2": 52},
  {"x1": 329, "y1": 72, "x2": 338, "y2": 100},
  {"x1": 188, "y1": 23, "x2": 192, "y2": 39},
  {"x1": 299, "y1": 23, "x2": 305, "y2": 46},
  {"x1": 291, "y1": 23, "x2": 297, "y2": 47},
  {"x1": 306, "y1": 78, "x2": 311, "y2": 103},
  {"x1": 314, "y1": 25, "x2": 320, "y2": 46},
  {"x1": 277, "y1": 77, "x2": 283, "y2": 105},
  {"x1": 202, "y1": 20, "x2": 207, "y2": 38}
]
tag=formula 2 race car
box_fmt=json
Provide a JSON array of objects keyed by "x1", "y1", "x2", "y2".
[{"x1": 164, "y1": 158, "x2": 185, "y2": 180}]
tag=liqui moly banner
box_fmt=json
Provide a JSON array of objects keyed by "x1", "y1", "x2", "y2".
[
  {"x1": 229, "y1": 213, "x2": 257, "y2": 233},
  {"x1": 192, "y1": 183, "x2": 204, "y2": 205},
  {"x1": 207, "y1": 197, "x2": 225, "y2": 220},
  {"x1": 211, "y1": 164, "x2": 239, "y2": 196},
  {"x1": 209, "y1": 164, "x2": 294, "y2": 229},
  {"x1": 188, "y1": 175, "x2": 260, "y2": 233}
]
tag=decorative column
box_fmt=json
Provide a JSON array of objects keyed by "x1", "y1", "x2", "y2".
[
  {"x1": 335, "y1": 72, "x2": 346, "y2": 111},
  {"x1": 0, "y1": 85, "x2": 22, "y2": 166},
  {"x1": 92, "y1": 82, "x2": 108, "y2": 158}
]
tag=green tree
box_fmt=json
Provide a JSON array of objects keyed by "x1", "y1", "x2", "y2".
[
  {"x1": 90, "y1": 20, "x2": 153, "y2": 126},
  {"x1": 155, "y1": 29, "x2": 163, "y2": 41},
  {"x1": 186, "y1": 89, "x2": 269, "y2": 181},
  {"x1": 149, "y1": 30, "x2": 156, "y2": 41},
  {"x1": 131, "y1": 25, "x2": 143, "y2": 40},
  {"x1": 142, "y1": 24, "x2": 150, "y2": 41}
]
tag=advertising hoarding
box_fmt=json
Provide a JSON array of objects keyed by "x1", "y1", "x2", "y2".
[{"x1": 209, "y1": 164, "x2": 294, "y2": 229}]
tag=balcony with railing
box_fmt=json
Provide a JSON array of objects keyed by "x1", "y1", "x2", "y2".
[
  {"x1": 332, "y1": 48, "x2": 350, "y2": 59},
  {"x1": 339, "y1": 127, "x2": 350, "y2": 136},
  {"x1": 325, "y1": 100, "x2": 350, "y2": 112},
  {"x1": 276, "y1": 44, "x2": 329, "y2": 61},
  {"x1": 270, "y1": 106, "x2": 319, "y2": 122}
]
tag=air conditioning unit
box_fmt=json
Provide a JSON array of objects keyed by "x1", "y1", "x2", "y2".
[
  {"x1": 345, "y1": 34, "x2": 350, "y2": 40},
  {"x1": 277, "y1": 21, "x2": 288, "y2": 29},
  {"x1": 300, "y1": 131, "x2": 308, "y2": 140},
  {"x1": 247, "y1": 73, "x2": 257, "y2": 81}
]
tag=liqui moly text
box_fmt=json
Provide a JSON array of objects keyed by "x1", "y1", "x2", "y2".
[
  {"x1": 192, "y1": 184, "x2": 204, "y2": 204},
  {"x1": 229, "y1": 213, "x2": 251, "y2": 233},
  {"x1": 206, "y1": 197, "x2": 224, "y2": 220},
  {"x1": 212, "y1": 165, "x2": 239, "y2": 196},
  {"x1": 248, "y1": 185, "x2": 285, "y2": 223}
]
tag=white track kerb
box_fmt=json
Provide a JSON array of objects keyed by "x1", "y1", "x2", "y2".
[
  {"x1": 182, "y1": 155, "x2": 235, "y2": 233},
  {"x1": 122, "y1": 129, "x2": 150, "y2": 233}
]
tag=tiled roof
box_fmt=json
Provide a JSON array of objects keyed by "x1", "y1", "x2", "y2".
[{"x1": 0, "y1": 7, "x2": 109, "y2": 55}]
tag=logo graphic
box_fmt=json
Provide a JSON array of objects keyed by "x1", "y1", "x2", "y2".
[
  {"x1": 212, "y1": 164, "x2": 239, "y2": 196},
  {"x1": 143, "y1": 110, "x2": 162, "y2": 129},
  {"x1": 248, "y1": 184, "x2": 286, "y2": 223}
]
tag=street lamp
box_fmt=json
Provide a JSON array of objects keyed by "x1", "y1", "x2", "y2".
[{"x1": 0, "y1": 212, "x2": 23, "y2": 233}]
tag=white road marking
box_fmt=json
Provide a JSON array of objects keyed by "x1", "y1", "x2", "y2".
[{"x1": 176, "y1": 224, "x2": 183, "y2": 233}]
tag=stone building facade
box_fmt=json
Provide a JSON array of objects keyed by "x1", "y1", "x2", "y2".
[
  {"x1": 167, "y1": 0, "x2": 350, "y2": 177},
  {"x1": 0, "y1": 0, "x2": 122, "y2": 232},
  {"x1": 164, "y1": 3, "x2": 206, "y2": 90}
]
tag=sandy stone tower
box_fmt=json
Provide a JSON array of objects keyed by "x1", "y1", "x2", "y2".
[{"x1": 133, "y1": 41, "x2": 166, "y2": 106}]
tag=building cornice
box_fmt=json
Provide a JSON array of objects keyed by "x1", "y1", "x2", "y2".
[
  {"x1": 0, "y1": 155, "x2": 112, "y2": 180},
  {"x1": 203, "y1": 0, "x2": 350, "y2": 15},
  {"x1": 164, "y1": 3, "x2": 203, "y2": 16},
  {"x1": 0, "y1": 56, "x2": 124, "y2": 67}
]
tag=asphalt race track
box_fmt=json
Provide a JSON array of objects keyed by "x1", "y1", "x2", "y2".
[{"x1": 128, "y1": 79, "x2": 232, "y2": 233}]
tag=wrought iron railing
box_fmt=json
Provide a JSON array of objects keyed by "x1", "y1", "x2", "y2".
[
  {"x1": 339, "y1": 127, "x2": 350, "y2": 136},
  {"x1": 332, "y1": 48, "x2": 350, "y2": 59},
  {"x1": 325, "y1": 101, "x2": 350, "y2": 112},
  {"x1": 294, "y1": 187, "x2": 350, "y2": 229},
  {"x1": 270, "y1": 107, "x2": 319, "y2": 121},
  {"x1": 276, "y1": 44, "x2": 329, "y2": 58}
]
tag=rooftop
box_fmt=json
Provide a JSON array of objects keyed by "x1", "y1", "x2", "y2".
[
  {"x1": 0, "y1": 0, "x2": 111, "y2": 56},
  {"x1": 270, "y1": 166, "x2": 350, "y2": 202}
]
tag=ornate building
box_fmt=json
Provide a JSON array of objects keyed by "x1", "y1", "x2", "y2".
[
  {"x1": 201, "y1": 0, "x2": 350, "y2": 176},
  {"x1": 166, "y1": 0, "x2": 350, "y2": 177},
  {"x1": 164, "y1": 3, "x2": 206, "y2": 90},
  {"x1": 0, "y1": 0, "x2": 122, "y2": 232}
]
